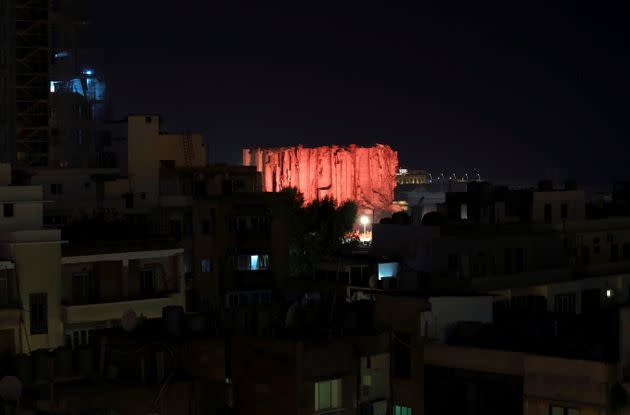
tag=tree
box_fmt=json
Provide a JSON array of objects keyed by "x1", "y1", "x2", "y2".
[{"x1": 281, "y1": 188, "x2": 358, "y2": 276}]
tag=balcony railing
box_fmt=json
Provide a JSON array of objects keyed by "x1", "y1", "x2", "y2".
[{"x1": 62, "y1": 289, "x2": 179, "y2": 307}]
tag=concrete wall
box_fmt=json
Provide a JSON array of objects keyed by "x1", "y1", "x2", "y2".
[
  {"x1": 523, "y1": 355, "x2": 614, "y2": 415},
  {"x1": 424, "y1": 343, "x2": 615, "y2": 415},
  {"x1": 30, "y1": 170, "x2": 100, "y2": 219},
  {"x1": 421, "y1": 296, "x2": 493, "y2": 342},
  {"x1": 360, "y1": 352, "x2": 390, "y2": 402},
  {"x1": 126, "y1": 115, "x2": 206, "y2": 210},
  {"x1": 532, "y1": 190, "x2": 585, "y2": 223},
  {"x1": 127, "y1": 115, "x2": 161, "y2": 208},
  {"x1": 12, "y1": 242, "x2": 64, "y2": 352},
  {"x1": 0, "y1": 185, "x2": 44, "y2": 231},
  {"x1": 231, "y1": 336, "x2": 300, "y2": 415}
]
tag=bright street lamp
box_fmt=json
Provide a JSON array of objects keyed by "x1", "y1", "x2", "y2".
[{"x1": 360, "y1": 215, "x2": 370, "y2": 234}]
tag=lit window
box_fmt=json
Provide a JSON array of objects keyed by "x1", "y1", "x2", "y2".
[
  {"x1": 378, "y1": 262, "x2": 399, "y2": 280},
  {"x1": 460, "y1": 203, "x2": 468, "y2": 220},
  {"x1": 234, "y1": 254, "x2": 270, "y2": 271},
  {"x1": 394, "y1": 405, "x2": 412, "y2": 415},
  {"x1": 201, "y1": 259, "x2": 211, "y2": 272},
  {"x1": 315, "y1": 379, "x2": 341, "y2": 412}
]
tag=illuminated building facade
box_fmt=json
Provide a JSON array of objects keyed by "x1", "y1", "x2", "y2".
[
  {"x1": 243, "y1": 144, "x2": 399, "y2": 215},
  {"x1": 48, "y1": 0, "x2": 107, "y2": 168}
]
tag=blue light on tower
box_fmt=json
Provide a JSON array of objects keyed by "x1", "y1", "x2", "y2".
[{"x1": 82, "y1": 68, "x2": 94, "y2": 76}]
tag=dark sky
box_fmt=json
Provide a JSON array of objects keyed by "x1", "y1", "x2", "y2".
[{"x1": 92, "y1": 1, "x2": 630, "y2": 189}]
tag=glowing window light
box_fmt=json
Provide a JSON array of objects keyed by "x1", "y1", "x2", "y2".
[
  {"x1": 250, "y1": 255, "x2": 259, "y2": 270},
  {"x1": 54, "y1": 50, "x2": 70, "y2": 59},
  {"x1": 378, "y1": 262, "x2": 399, "y2": 280},
  {"x1": 82, "y1": 68, "x2": 94, "y2": 75}
]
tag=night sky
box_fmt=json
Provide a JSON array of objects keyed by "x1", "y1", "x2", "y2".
[{"x1": 92, "y1": 2, "x2": 629, "y2": 190}]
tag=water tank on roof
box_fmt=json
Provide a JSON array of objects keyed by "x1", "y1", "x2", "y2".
[{"x1": 163, "y1": 305, "x2": 184, "y2": 337}]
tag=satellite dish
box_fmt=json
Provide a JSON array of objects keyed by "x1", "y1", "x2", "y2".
[
  {"x1": 0, "y1": 376, "x2": 22, "y2": 401},
  {"x1": 121, "y1": 309, "x2": 139, "y2": 332},
  {"x1": 368, "y1": 275, "x2": 378, "y2": 289}
]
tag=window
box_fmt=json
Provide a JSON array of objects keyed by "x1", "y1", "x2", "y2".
[
  {"x1": 3, "y1": 203, "x2": 14, "y2": 217},
  {"x1": 460, "y1": 203, "x2": 467, "y2": 220},
  {"x1": 72, "y1": 273, "x2": 96, "y2": 304},
  {"x1": 202, "y1": 220, "x2": 210, "y2": 234},
  {"x1": 30, "y1": 293, "x2": 48, "y2": 334},
  {"x1": 394, "y1": 406, "x2": 412, "y2": 415},
  {"x1": 66, "y1": 329, "x2": 93, "y2": 349},
  {"x1": 314, "y1": 379, "x2": 341, "y2": 412},
  {"x1": 233, "y1": 254, "x2": 270, "y2": 271},
  {"x1": 624, "y1": 243, "x2": 630, "y2": 260},
  {"x1": 84, "y1": 182, "x2": 91, "y2": 190},
  {"x1": 550, "y1": 406, "x2": 581, "y2": 415},
  {"x1": 51, "y1": 183, "x2": 63, "y2": 195},
  {"x1": 561, "y1": 203, "x2": 568, "y2": 220},
  {"x1": 145, "y1": 116, "x2": 152, "y2": 123},
  {"x1": 160, "y1": 160, "x2": 175, "y2": 168},
  {"x1": 201, "y1": 258, "x2": 211, "y2": 272},
  {"x1": 543, "y1": 203, "x2": 552, "y2": 223},
  {"x1": 554, "y1": 293, "x2": 576, "y2": 314},
  {"x1": 140, "y1": 269, "x2": 154, "y2": 294},
  {"x1": 593, "y1": 237, "x2": 601, "y2": 255}
]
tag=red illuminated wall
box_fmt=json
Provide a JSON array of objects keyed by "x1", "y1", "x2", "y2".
[{"x1": 243, "y1": 144, "x2": 399, "y2": 212}]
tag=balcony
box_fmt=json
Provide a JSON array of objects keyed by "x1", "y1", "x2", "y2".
[{"x1": 63, "y1": 292, "x2": 183, "y2": 325}]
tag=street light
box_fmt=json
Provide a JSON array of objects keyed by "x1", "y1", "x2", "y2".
[{"x1": 360, "y1": 215, "x2": 370, "y2": 234}]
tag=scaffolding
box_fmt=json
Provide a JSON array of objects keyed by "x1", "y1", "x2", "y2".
[{"x1": 15, "y1": 0, "x2": 49, "y2": 166}]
